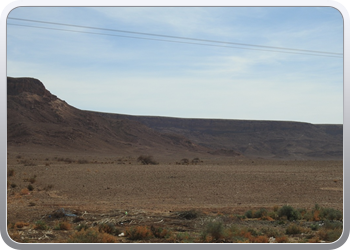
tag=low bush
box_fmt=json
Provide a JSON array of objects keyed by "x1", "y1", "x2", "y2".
[
  {"x1": 278, "y1": 205, "x2": 301, "y2": 221},
  {"x1": 285, "y1": 223, "x2": 304, "y2": 235},
  {"x1": 137, "y1": 155, "x2": 158, "y2": 165},
  {"x1": 125, "y1": 226, "x2": 153, "y2": 240},
  {"x1": 151, "y1": 225, "x2": 170, "y2": 238},
  {"x1": 98, "y1": 223, "x2": 120, "y2": 235},
  {"x1": 320, "y1": 208, "x2": 342, "y2": 221},
  {"x1": 68, "y1": 228, "x2": 117, "y2": 243},
  {"x1": 323, "y1": 221, "x2": 343, "y2": 230},
  {"x1": 244, "y1": 210, "x2": 253, "y2": 218},
  {"x1": 317, "y1": 228, "x2": 342, "y2": 242},
  {"x1": 180, "y1": 158, "x2": 190, "y2": 165},
  {"x1": 191, "y1": 158, "x2": 201, "y2": 164},
  {"x1": 310, "y1": 223, "x2": 319, "y2": 231},
  {"x1": 253, "y1": 208, "x2": 268, "y2": 218},
  {"x1": 177, "y1": 210, "x2": 199, "y2": 220},
  {"x1": 201, "y1": 221, "x2": 225, "y2": 242}
]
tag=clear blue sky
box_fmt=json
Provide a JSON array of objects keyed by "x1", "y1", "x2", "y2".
[{"x1": 6, "y1": 7, "x2": 343, "y2": 124}]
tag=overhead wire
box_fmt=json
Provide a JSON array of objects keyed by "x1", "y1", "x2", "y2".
[{"x1": 7, "y1": 17, "x2": 343, "y2": 58}]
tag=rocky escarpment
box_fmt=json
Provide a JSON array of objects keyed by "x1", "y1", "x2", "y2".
[{"x1": 7, "y1": 76, "x2": 343, "y2": 160}]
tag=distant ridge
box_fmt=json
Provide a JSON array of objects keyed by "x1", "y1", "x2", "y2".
[{"x1": 7, "y1": 77, "x2": 343, "y2": 160}]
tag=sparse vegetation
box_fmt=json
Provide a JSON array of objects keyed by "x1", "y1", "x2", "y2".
[
  {"x1": 57, "y1": 157, "x2": 73, "y2": 163},
  {"x1": 77, "y1": 159, "x2": 89, "y2": 164},
  {"x1": 278, "y1": 205, "x2": 301, "y2": 221},
  {"x1": 125, "y1": 226, "x2": 153, "y2": 240},
  {"x1": 177, "y1": 209, "x2": 200, "y2": 220},
  {"x1": 180, "y1": 158, "x2": 189, "y2": 165},
  {"x1": 201, "y1": 220, "x2": 225, "y2": 242},
  {"x1": 54, "y1": 221, "x2": 72, "y2": 231},
  {"x1": 150, "y1": 225, "x2": 170, "y2": 239},
  {"x1": 5, "y1": 204, "x2": 343, "y2": 243},
  {"x1": 98, "y1": 223, "x2": 119, "y2": 235},
  {"x1": 68, "y1": 228, "x2": 117, "y2": 243},
  {"x1": 6, "y1": 151, "x2": 342, "y2": 244},
  {"x1": 34, "y1": 220, "x2": 48, "y2": 230},
  {"x1": 137, "y1": 155, "x2": 158, "y2": 165},
  {"x1": 285, "y1": 223, "x2": 304, "y2": 235}
]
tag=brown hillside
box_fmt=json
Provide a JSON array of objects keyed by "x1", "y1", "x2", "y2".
[
  {"x1": 98, "y1": 114, "x2": 342, "y2": 160},
  {"x1": 7, "y1": 77, "x2": 342, "y2": 159},
  {"x1": 7, "y1": 77, "x2": 209, "y2": 156}
]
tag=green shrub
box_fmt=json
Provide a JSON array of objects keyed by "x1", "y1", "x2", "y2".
[
  {"x1": 278, "y1": 205, "x2": 301, "y2": 221},
  {"x1": 201, "y1": 221, "x2": 225, "y2": 242},
  {"x1": 323, "y1": 221, "x2": 343, "y2": 230},
  {"x1": 245, "y1": 210, "x2": 253, "y2": 218},
  {"x1": 310, "y1": 223, "x2": 319, "y2": 231},
  {"x1": 253, "y1": 208, "x2": 268, "y2": 218},
  {"x1": 320, "y1": 208, "x2": 342, "y2": 221}
]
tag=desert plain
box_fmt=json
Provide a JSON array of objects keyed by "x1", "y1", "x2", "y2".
[{"x1": 6, "y1": 148, "x2": 343, "y2": 243}]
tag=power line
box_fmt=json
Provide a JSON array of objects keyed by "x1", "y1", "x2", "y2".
[
  {"x1": 8, "y1": 17, "x2": 342, "y2": 58},
  {"x1": 8, "y1": 17, "x2": 342, "y2": 56}
]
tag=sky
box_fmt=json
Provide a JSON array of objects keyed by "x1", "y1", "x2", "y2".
[{"x1": 6, "y1": 6, "x2": 344, "y2": 124}]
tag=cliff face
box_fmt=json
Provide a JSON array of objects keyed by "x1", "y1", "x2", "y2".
[{"x1": 7, "y1": 77, "x2": 343, "y2": 159}]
